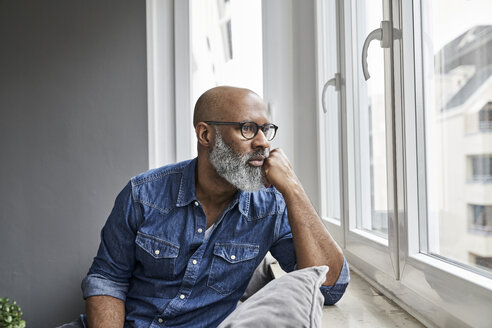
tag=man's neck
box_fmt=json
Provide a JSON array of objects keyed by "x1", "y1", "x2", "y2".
[{"x1": 195, "y1": 156, "x2": 237, "y2": 209}]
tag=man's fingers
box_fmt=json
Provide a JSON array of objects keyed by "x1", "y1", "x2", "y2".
[{"x1": 262, "y1": 164, "x2": 272, "y2": 188}]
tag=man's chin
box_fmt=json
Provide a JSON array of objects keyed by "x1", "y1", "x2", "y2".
[{"x1": 237, "y1": 180, "x2": 266, "y2": 192}]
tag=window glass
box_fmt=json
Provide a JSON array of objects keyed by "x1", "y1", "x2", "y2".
[
  {"x1": 421, "y1": 0, "x2": 492, "y2": 274},
  {"x1": 318, "y1": 0, "x2": 340, "y2": 220},
  {"x1": 469, "y1": 155, "x2": 492, "y2": 182},
  {"x1": 352, "y1": 0, "x2": 388, "y2": 238},
  {"x1": 191, "y1": 0, "x2": 263, "y2": 105},
  {"x1": 478, "y1": 102, "x2": 492, "y2": 132}
]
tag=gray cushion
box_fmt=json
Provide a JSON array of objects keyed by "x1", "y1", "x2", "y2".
[
  {"x1": 218, "y1": 266, "x2": 329, "y2": 328},
  {"x1": 240, "y1": 253, "x2": 276, "y2": 302}
]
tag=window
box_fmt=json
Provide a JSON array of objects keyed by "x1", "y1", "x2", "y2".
[
  {"x1": 191, "y1": 0, "x2": 263, "y2": 106},
  {"x1": 469, "y1": 204, "x2": 492, "y2": 233},
  {"x1": 469, "y1": 155, "x2": 492, "y2": 182},
  {"x1": 172, "y1": 0, "x2": 263, "y2": 161},
  {"x1": 316, "y1": 0, "x2": 341, "y2": 223},
  {"x1": 475, "y1": 255, "x2": 492, "y2": 270},
  {"x1": 479, "y1": 102, "x2": 492, "y2": 132},
  {"x1": 350, "y1": 0, "x2": 389, "y2": 240},
  {"x1": 316, "y1": 0, "x2": 492, "y2": 326},
  {"x1": 416, "y1": 0, "x2": 492, "y2": 275}
]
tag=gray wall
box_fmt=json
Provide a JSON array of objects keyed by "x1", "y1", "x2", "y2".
[{"x1": 0, "y1": 1, "x2": 148, "y2": 326}]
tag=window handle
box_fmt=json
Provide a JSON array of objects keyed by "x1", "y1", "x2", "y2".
[
  {"x1": 321, "y1": 73, "x2": 341, "y2": 114},
  {"x1": 361, "y1": 20, "x2": 393, "y2": 81}
]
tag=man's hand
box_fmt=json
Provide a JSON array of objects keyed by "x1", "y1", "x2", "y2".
[
  {"x1": 262, "y1": 148, "x2": 301, "y2": 194},
  {"x1": 262, "y1": 148, "x2": 344, "y2": 286}
]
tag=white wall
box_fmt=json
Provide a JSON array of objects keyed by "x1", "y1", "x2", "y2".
[{"x1": 0, "y1": 1, "x2": 149, "y2": 326}]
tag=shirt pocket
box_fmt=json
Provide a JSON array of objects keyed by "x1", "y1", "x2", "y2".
[
  {"x1": 135, "y1": 231, "x2": 180, "y2": 280},
  {"x1": 207, "y1": 243, "x2": 260, "y2": 295}
]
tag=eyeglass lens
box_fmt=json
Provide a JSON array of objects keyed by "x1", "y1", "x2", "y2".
[{"x1": 241, "y1": 122, "x2": 275, "y2": 140}]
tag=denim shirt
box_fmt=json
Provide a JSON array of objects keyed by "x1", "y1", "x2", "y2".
[{"x1": 82, "y1": 158, "x2": 349, "y2": 327}]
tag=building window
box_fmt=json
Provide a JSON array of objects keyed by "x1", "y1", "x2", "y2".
[
  {"x1": 469, "y1": 155, "x2": 492, "y2": 182},
  {"x1": 479, "y1": 102, "x2": 492, "y2": 132},
  {"x1": 475, "y1": 256, "x2": 492, "y2": 270},
  {"x1": 469, "y1": 204, "x2": 492, "y2": 233}
]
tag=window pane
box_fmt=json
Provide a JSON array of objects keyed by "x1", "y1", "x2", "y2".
[
  {"x1": 352, "y1": 0, "x2": 388, "y2": 238},
  {"x1": 319, "y1": 0, "x2": 340, "y2": 220},
  {"x1": 421, "y1": 0, "x2": 492, "y2": 274},
  {"x1": 191, "y1": 0, "x2": 263, "y2": 104}
]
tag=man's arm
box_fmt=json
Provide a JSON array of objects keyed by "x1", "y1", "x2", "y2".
[
  {"x1": 86, "y1": 296, "x2": 125, "y2": 328},
  {"x1": 82, "y1": 182, "x2": 141, "y2": 324},
  {"x1": 263, "y1": 148, "x2": 344, "y2": 286}
]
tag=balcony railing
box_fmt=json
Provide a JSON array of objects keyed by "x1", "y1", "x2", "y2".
[{"x1": 479, "y1": 120, "x2": 492, "y2": 132}]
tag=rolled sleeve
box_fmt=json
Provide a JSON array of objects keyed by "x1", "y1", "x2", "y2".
[
  {"x1": 82, "y1": 182, "x2": 142, "y2": 302},
  {"x1": 81, "y1": 273, "x2": 129, "y2": 301},
  {"x1": 320, "y1": 258, "x2": 350, "y2": 305}
]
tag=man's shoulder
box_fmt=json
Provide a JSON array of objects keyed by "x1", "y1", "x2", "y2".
[{"x1": 131, "y1": 159, "x2": 194, "y2": 187}]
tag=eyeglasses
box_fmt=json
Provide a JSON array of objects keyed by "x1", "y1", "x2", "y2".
[{"x1": 204, "y1": 121, "x2": 278, "y2": 141}]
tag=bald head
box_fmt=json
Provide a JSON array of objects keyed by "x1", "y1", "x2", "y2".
[{"x1": 193, "y1": 86, "x2": 264, "y2": 127}]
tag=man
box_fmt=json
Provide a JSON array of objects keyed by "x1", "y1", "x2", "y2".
[{"x1": 82, "y1": 86, "x2": 349, "y2": 327}]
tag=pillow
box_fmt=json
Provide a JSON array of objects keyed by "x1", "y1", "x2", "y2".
[
  {"x1": 240, "y1": 253, "x2": 276, "y2": 302},
  {"x1": 218, "y1": 266, "x2": 329, "y2": 328}
]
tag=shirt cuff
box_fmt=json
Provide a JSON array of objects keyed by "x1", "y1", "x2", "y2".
[
  {"x1": 81, "y1": 273, "x2": 129, "y2": 302},
  {"x1": 320, "y1": 258, "x2": 350, "y2": 305}
]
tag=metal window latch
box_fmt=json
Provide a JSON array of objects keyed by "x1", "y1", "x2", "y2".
[
  {"x1": 362, "y1": 20, "x2": 401, "y2": 81},
  {"x1": 321, "y1": 72, "x2": 341, "y2": 114}
]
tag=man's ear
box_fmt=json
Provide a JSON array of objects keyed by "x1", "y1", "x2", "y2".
[{"x1": 195, "y1": 122, "x2": 214, "y2": 148}]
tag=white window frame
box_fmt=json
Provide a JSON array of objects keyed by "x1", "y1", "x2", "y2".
[{"x1": 146, "y1": 0, "x2": 195, "y2": 167}]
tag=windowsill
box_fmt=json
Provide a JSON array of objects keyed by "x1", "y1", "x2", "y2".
[
  {"x1": 269, "y1": 262, "x2": 425, "y2": 327},
  {"x1": 467, "y1": 227, "x2": 492, "y2": 235},
  {"x1": 409, "y1": 253, "x2": 492, "y2": 290},
  {"x1": 321, "y1": 270, "x2": 424, "y2": 327}
]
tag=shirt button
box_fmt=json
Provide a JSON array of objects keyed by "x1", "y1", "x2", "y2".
[
  {"x1": 194, "y1": 201, "x2": 199, "y2": 206},
  {"x1": 197, "y1": 228, "x2": 203, "y2": 233},
  {"x1": 154, "y1": 250, "x2": 160, "y2": 255},
  {"x1": 192, "y1": 259, "x2": 198, "y2": 265},
  {"x1": 230, "y1": 255, "x2": 236, "y2": 260},
  {"x1": 158, "y1": 318, "x2": 163, "y2": 323},
  {"x1": 180, "y1": 294, "x2": 185, "y2": 299}
]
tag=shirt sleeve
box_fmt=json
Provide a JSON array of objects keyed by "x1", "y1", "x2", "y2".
[
  {"x1": 320, "y1": 258, "x2": 350, "y2": 305},
  {"x1": 269, "y1": 206, "x2": 296, "y2": 273},
  {"x1": 81, "y1": 182, "x2": 142, "y2": 301},
  {"x1": 269, "y1": 206, "x2": 350, "y2": 305}
]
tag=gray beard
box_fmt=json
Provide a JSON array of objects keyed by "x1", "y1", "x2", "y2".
[{"x1": 209, "y1": 131, "x2": 269, "y2": 192}]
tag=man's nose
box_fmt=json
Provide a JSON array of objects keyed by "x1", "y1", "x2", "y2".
[{"x1": 251, "y1": 129, "x2": 270, "y2": 149}]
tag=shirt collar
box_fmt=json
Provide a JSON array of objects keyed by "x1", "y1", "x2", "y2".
[
  {"x1": 176, "y1": 158, "x2": 198, "y2": 207},
  {"x1": 175, "y1": 158, "x2": 250, "y2": 216}
]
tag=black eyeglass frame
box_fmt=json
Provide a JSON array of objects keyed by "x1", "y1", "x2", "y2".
[{"x1": 203, "y1": 121, "x2": 278, "y2": 141}]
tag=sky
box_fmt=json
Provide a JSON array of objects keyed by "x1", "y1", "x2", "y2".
[{"x1": 429, "y1": 0, "x2": 492, "y2": 52}]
